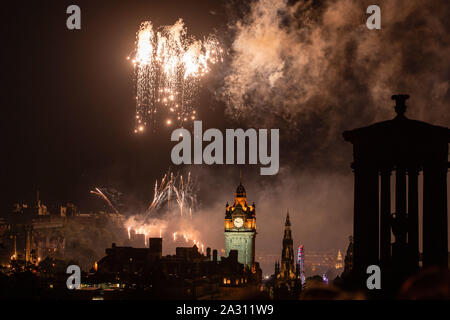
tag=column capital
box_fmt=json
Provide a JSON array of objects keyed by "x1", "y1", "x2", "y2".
[
  {"x1": 379, "y1": 168, "x2": 392, "y2": 175},
  {"x1": 407, "y1": 166, "x2": 421, "y2": 175}
]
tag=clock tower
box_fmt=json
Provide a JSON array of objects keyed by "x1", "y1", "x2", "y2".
[{"x1": 224, "y1": 179, "x2": 256, "y2": 269}]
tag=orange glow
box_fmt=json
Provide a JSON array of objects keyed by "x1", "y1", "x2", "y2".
[
  {"x1": 225, "y1": 219, "x2": 233, "y2": 229},
  {"x1": 235, "y1": 197, "x2": 247, "y2": 208}
]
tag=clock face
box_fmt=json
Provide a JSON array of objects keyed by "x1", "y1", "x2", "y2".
[{"x1": 233, "y1": 217, "x2": 244, "y2": 228}]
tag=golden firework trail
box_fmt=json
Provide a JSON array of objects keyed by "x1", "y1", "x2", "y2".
[
  {"x1": 129, "y1": 19, "x2": 223, "y2": 133},
  {"x1": 90, "y1": 187, "x2": 120, "y2": 214},
  {"x1": 142, "y1": 170, "x2": 197, "y2": 220},
  {"x1": 125, "y1": 170, "x2": 204, "y2": 251}
]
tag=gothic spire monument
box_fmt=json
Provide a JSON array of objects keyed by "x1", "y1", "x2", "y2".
[
  {"x1": 280, "y1": 210, "x2": 295, "y2": 279},
  {"x1": 280, "y1": 211, "x2": 296, "y2": 279},
  {"x1": 268, "y1": 210, "x2": 302, "y2": 299},
  {"x1": 224, "y1": 177, "x2": 257, "y2": 269}
]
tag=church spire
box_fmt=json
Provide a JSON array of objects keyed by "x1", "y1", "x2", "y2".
[
  {"x1": 283, "y1": 210, "x2": 292, "y2": 240},
  {"x1": 235, "y1": 170, "x2": 247, "y2": 201},
  {"x1": 280, "y1": 210, "x2": 295, "y2": 279},
  {"x1": 285, "y1": 210, "x2": 291, "y2": 227}
]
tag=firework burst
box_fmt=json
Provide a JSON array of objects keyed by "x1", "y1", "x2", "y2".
[
  {"x1": 142, "y1": 170, "x2": 197, "y2": 219},
  {"x1": 129, "y1": 19, "x2": 223, "y2": 133},
  {"x1": 125, "y1": 170, "x2": 205, "y2": 251},
  {"x1": 90, "y1": 187, "x2": 121, "y2": 214}
]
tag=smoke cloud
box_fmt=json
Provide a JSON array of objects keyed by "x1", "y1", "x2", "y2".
[
  {"x1": 220, "y1": 0, "x2": 449, "y2": 146},
  {"x1": 207, "y1": 0, "x2": 450, "y2": 274},
  {"x1": 74, "y1": 0, "x2": 450, "y2": 276}
]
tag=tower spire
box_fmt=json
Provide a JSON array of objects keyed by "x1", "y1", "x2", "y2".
[
  {"x1": 235, "y1": 170, "x2": 247, "y2": 200},
  {"x1": 285, "y1": 209, "x2": 291, "y2": 226}
]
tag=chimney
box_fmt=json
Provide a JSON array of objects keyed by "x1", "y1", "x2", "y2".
[
  {"x1": 213, "y1": 249, "x2": 218, "y2": 262},
  {"x1": 207, "y1": 247, "x2": 211, "y2": 260},
  {"x1": 229, "y1": 250, "x2": 238, "y2": 262},
  {"x1": 149, "y1": 237, "x2": 162, "y2": 259}
]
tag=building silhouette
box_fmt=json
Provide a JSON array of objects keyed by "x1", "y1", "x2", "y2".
[
  {"x1": 342, "y1": 236, "x2": 353, "y2": 278},
  {"x1": 268, "y1": 211, "x2": 302, "y2": 299},
  {"x1": 90, "y1": 239, "x2": 262, "y2": 299},
  {"x1": 343, "y1": 94, "x2": 449, "y2": 290}
]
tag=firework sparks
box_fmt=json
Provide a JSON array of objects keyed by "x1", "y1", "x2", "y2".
[
  {"x1": 125, "y1": 170, "x2": 205, "y2": 252},
  {"x1": 90, "y1": 187, "x2": 120, "y2": 214},
  {"x1": 142, "y1": 170, "x2": 197, "y2": 220},
  {"x1": 130, "y1": 19, "x2": 223, "y2": 133}
]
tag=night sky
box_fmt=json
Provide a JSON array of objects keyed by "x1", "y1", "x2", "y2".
[
  {"x1": 4, "y1": 0, "x2": 230, "y2": 208},
  {"x1": 3, "y1": 0, "x2": 450, "y2": 274}
]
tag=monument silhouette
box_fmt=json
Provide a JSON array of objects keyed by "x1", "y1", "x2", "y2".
[{"x1": 343, "y1": 94, "x2": 449, "y2": 292}]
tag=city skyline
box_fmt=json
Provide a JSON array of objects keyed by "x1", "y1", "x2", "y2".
[{"x1": 2, "y1": 0, "x2": 449, "y2": 301}]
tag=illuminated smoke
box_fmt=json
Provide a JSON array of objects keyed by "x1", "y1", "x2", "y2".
[
  {"x1": 130, "y1": 19, "x2": 223, "y2": 133},
  {"x1": 125, "y1": 216, "x2": 206, "y2": 253},
  {"x1": 213, "y1": 0, "x2": 450, "y2": 272},
  {"x1": 124, "y1": 170, "x2": 206, "y2": 252},
  {"x1": 220, "y1": 0, "x2": 450, "y2": 132}
]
